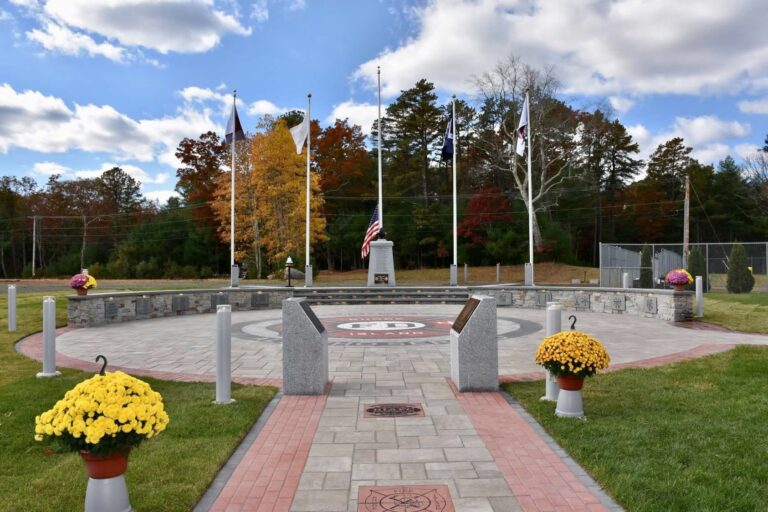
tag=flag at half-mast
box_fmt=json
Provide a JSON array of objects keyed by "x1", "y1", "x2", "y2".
[
  {"x1": 360, "y1": 207, "x2": 380, "y2": 259},
  {"x1": 441, "y1": 113, "x2": 454, "y2": 161},
  {"x1": 515, "y1": 94, "x2": 529, "y2": 157},
  {"x1": 225, "y1": 103, "x2": 246, "y2": 144},
  {"x1": 290, "y1": 115, "x2": 309, "y2": 154}
]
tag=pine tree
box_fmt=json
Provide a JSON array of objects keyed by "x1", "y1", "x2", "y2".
[
  {"x1": 639, "y1": 244, "x2": 652, "y2": 288},
  {"x1": 687, "y1": 248, "x2": 707, "y2": 291},
  {"x1": 726, "y1": 243, "x2": 754, "y2": 293}
]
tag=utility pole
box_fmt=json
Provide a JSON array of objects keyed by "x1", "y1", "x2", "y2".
[
  {"x1": 31, "y1": 215, "x2": 37, "y2": 277},
  {"x1": 683, "y1": 174, "x2": 690, "y2": 268}
]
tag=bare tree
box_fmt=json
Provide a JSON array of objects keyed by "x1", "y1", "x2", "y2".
[{"x1": 473, "y1": 56, "x2": 578, "y2": 248}]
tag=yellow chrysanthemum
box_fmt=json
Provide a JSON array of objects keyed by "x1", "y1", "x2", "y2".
[{"x1": 535, "y1": 331, "x2": 610, "y2": 378}]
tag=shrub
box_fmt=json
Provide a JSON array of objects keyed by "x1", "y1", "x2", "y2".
[
  {"x1": 687, "y1": 248, "x2": 708, "y2": 291},
  {"x1": 639, "y1": 244, "x2": 653, "y2": 288},
  {"x1": 726, "y1": 243, "x2": 755, "y2": 293}
]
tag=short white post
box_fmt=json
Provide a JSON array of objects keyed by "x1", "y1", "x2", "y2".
[
  {"x1": 37, "y1": 296, "x2": 60, "y2": 378},
  {"x1": 542, "y1": 302, "x2": 562, "y2": 402},
  {"x1": 622, "y1": 272, "x2": 631, "y2": 289},
  {"x1": 215, "y1": 304, "x2": 233, "y2": 404},
  {"x1": 7, "y1": 285, "x2": 16, "y2": 332},
  {"x1": 496, "y1": 263, "x2": 500, "y2": 283},
  {"x1": 695, "y1": 276, "x2": 704, "y2": 318},
  {"x1": 449, "y1": 264, "x2": 457, "y2": 286},
  {"x1": 464, "y1": 263, "x2": 468, "y2": 283}
]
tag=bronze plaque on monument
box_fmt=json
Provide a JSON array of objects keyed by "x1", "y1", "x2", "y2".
[
  {"x1": 374, "y1": 273, "x2": 389, "y2": 284},
  {"x1": 299, "y1": 300, "x2": 326, "y2": 333},
  {"x1": 452, "y1": 298, "x2": 480, "y2": 333}
]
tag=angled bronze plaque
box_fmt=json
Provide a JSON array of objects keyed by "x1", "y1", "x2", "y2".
[
  {"x1": 452, "y1": 298, "x2": 480, "y2": 333},
  {"x1": 299, "y1": 300, "x2": 326, "y2": 333}
]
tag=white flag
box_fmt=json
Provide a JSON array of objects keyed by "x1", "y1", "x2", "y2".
[
  {"x1": 290, "y1": 116, "x2": 309, "y2": 154},
  {"x1": 516, "y1": 94, "x2": 529, "y2": 157}
]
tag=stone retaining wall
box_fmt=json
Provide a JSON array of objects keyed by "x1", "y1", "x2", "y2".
[
  {"x1": 469, "y1": 286, "x2": 693, "y2": 322},
  {"x1": 67, "y1": 288, "x2": 293, "y2": 328},
  {"x1": 67, "y1": 286, "x2": 692, "y2": 327}
]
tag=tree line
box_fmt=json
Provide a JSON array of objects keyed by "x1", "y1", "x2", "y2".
[{"x1": 2, "y1": 56, "x2": 767, "y2": 278}]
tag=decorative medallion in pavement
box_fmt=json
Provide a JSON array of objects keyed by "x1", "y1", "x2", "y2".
[
  {"x1": 236, "y1": 315, "x2": 540, "y2": 346},
  {"x1": 358, "y1": 485, "x2": 455, "y2": 512},
  {"x1": 363, "y1": 403, "x2": 425, "y2": 418}
]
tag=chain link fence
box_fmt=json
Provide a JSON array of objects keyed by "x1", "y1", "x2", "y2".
[{"x1": 600, "y1": 242, "x2": 768, "y2": 292}]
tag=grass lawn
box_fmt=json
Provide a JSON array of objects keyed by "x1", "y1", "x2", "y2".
[
  {"x1": 503, "y1": 346, "x2": 768, "y2": 512},
  {"x1": 703, "y1": 292, "x2": 768, "y2": 334},
  {"x1": 0, "y1": 291, "x2": 277, "y2": 512}
]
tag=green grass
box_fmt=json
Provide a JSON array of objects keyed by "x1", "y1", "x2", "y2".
[
  {"x1": 503, "y1": 346, "x2": 768, "y2": 512},
  {"x1": 0, "y1": 291, "x2": 277, "y2": 512},
  {"x1": 703, "y1": 292, "x2": 768, "y2": 334}
]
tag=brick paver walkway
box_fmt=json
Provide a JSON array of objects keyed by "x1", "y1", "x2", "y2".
[{"x1": 16, "y1": 304, "x2": 768, "y2": 512}]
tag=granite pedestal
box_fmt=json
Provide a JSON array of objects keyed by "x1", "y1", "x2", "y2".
[
  {"x1": 367, "y1": 239, "x2": 396, "y2": 287},
  {"x1": 281, "y1": 298, "x2": 328, "y2": 395},
  {"x1": 450, "y1": 295, "x2": 498, "y2": 391}
]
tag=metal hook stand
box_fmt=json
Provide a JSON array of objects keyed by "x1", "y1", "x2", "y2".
[
  {"x1": 569, "y1": 315, "x2": 577, "y2": 330},
  {"x1": 95, "y1": 355, "x2": 108, "y2": 375}
]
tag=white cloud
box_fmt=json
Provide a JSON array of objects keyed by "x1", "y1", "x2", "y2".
[
  {"x1": 609, "y1": 96, "x2": 634, "y2": 114},
  {"x1": 0, "y1": 83, "x2": 220, "y2": 169},
  {"x1": 73, "y1": 163, "x2": 168, "y2": 185},
  {"x1": 629, "y1": 116, "x2": 751, "y2": 164},
  {"x1": 0, "y1": 9, "x2": 14, "y2": 21},
  {"x1": 22, "y1": 0, "x2": 251, "y2": 60},
  {"x1": 326, "y1": 101, "x2": 379, "y2": 134},
  {"x1": 144, "y1": 189, "x2": 179, "y2": 204},
  {"x1": 33, "y1": 161, "x2": 70, "y2": 175},
  {"x1": 27, "y1": 21, "x2": 128, "y2": 62},
  {"x1": 251, "y1": 0, "x2": 269, "y2": 22},
  {"x1": 247, "y1": 99, "x2": 285, "y2": 116},
  {"x1": 735, "y1": 143, "x2": 760, "y2": 159},
  {"x1": 738, "y1": 97, "x2": 768, "y2": 114},
  {"x1": 354, "y1": 0, "x2": 768, "y2": 98}
]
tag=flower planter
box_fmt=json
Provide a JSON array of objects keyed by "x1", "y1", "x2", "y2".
[
  {"x1": 80, "y1": 451, "x2": 128, "y2": 479},
  {"x1": 555, "y1": 378, "x2": 585, "y2": 418},
  {"x1": 672, "y1": 284, "x2": 686, "y2": 292},
  {"x1": 81, "y1": 451, "x2": 132, "y2": 512},
  {"x1": 76, "y1": 288, "x2": 88, "y2": 296}
]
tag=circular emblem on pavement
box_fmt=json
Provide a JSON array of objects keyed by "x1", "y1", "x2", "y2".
[
  {"x1": 359, "y1": 486, "x2": 452, "y2": 512},
  {"x1": 336, "y1": 320, "x2": 427, "y2": 331},
  {"x1": 364, "y1": 403, "x2": 424, "y2": 418}
]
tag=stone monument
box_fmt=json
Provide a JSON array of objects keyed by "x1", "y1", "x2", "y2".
[
  {"x1": 367, "y1": 231, "x2": 396, "y2": 287},
  {"x1": 450, "y1": 295, "x2": 498, "y2": 391},
  {"x1": 281, "y1": 298, "x2": 328, "y2": 395}
]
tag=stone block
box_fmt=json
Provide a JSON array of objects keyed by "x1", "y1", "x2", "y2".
[
  {"x1": 450, "y1": 295, "x2": 498, "y2": 392},
  {"x1": 282, "y1": 298, "x2": 328, "y2": 395},
  {"x1": 367, "y1": 239, "x2": 396, "y2": 286},
  {"x1": 251, "y1": 292, "x2": 270, "y2": 308}
]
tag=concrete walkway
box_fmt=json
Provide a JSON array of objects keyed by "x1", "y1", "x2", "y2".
[{"x1": 18, "y1": 305, "x2": 768, "y2": 512}]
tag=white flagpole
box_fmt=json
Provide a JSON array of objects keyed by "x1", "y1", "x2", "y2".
[
  {"x1": 377, "y1": 66, "x2": 384, "y2": 234},
  {"x1": 452, "y1": 95, "x2": 457, "y2": 268},
  {"x1": 526, "y1": 90, "x2": 534, "y2": 284},
  {"x1": 305, "y1": 93, "x2": 312, "y2": 281},
  {"x1": 230, "y1": 90, "x2": 236, "y2": 279}
]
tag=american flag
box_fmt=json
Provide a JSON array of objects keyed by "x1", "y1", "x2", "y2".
[{"x1": 360, "y1": 207, "x2": 380, "y2": 259}]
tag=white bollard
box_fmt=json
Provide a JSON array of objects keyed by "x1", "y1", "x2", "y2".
[
  {"x1": 622, "y1": 272, "x2": 631, "y2": 289},
  {"x1": 695, "y1": 276, "x2": 704, "y2": 318},
  {"x1": 37, "y1": 296, "x2": 60, "y2": 378},
  {"x1": 542, "y1": 302, "x2": 562, "y2": 402},
  {"x1": 524, "y1": 263, "x2": 533, "y2": 286},
  {"x1": 464, "y1": 263, "x2": 468, "y2": 283},
  {"x1": 496, "y1": 263, "x2": 500, "y2": 283},
  {"x1": 215, "y1": 305, "x2": 234, "y2": 404},
  {"x1": 7, "y1": 285, "x2": 16, "y2": 332}
]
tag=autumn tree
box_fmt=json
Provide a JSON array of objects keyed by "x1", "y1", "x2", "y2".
[
  {"x1": 175, "y1": 131, "x2": 227, "y2": 213},
  {"x1": 212, "y1": 120, "x2": 326, "y2": 270}
]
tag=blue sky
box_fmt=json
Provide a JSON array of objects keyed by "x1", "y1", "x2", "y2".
[{"x1": 1, "y1": 0, "x2": 766, "y2": 203}]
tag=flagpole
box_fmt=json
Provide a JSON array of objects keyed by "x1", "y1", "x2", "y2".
[
  {"x1": 305, "y1": 93, "x2": 312, "y2": 285},
  {"x1": 452, "y1": 95, "x2": 457, "y2": 269},
  {"x1": 526, "y1": 90, "x2": 534, "y2": 284},
  {"x1": 230, "y1": 90, "x2": 237, "y2": 285},
  {"x1": 377, "y1": 66, "x2": 384, "y2": 234}
]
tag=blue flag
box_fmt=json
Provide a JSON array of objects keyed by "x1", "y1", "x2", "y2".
[
  {"x1": 441, "y1": 114, "x2": 454, "y2": 161},
  {"x1": 225, "y1": 104, "x2": 245, "y2": 144}
]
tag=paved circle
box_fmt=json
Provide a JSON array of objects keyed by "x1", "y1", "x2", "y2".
[{"x1": 236, "y1": 314, "x2": 540, "y2": 345}]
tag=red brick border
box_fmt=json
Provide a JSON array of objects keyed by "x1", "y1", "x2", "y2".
[
  {"x1": 451, "y1": 381, "x2": 606, "y2": 512},
  {"x1": 210, "y1": 394, "x2": 326, "y2": 512}
]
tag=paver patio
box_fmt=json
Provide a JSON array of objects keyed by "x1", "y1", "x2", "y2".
[{"x1": 17, "y1": 304, "x2": 768, "y2": 511}]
